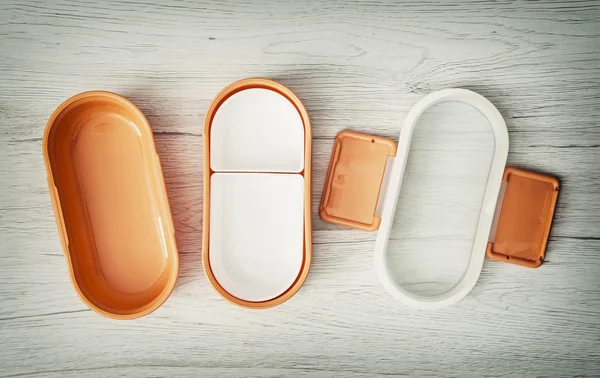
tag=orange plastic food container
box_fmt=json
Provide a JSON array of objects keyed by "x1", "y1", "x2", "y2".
[
  {"x1": 43, "y1": 91, "x2": 179, "y2": 319},
  {"x1": 203, "y1": 78, "x2": 312, "y2": 308}
]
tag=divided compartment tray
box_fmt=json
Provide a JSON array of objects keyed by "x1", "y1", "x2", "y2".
[{"x1": 203, "y1": 79, "x2": 312, "y2": 308}]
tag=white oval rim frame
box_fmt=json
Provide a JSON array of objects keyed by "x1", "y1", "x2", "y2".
[{"x1": 374, "y1": 88, "x2": 509, "y2": 310}]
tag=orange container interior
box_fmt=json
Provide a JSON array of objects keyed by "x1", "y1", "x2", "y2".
[
  {"x1": 487, "y1": 167, "x2": 559, "y2": 268},
  {"x1": 43, "y1": 92, "x2": 178, "y2": 319},
  {"x1": 320, "y1": 130, "x2": 397, "y2": 231}
]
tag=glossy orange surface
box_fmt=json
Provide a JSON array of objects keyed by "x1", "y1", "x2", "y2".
[
  {"x1": 487, "y1": 167, "x2": 559, "y2": 268},
  {"x1": 43, "y1": 91, "x2": 179, "y2": 319},
  {"x1": 320, "y1": 130, "x2": 397, "y2": 231}
]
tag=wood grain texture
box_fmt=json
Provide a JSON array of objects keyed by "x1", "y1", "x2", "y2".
[{"x1": 1, "y1": 0, "x2": 599, "y2": 377}]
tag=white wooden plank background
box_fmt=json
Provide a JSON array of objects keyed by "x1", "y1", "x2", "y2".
[{"x1": 1, "y1": 0, "x2": 599, "y2": 377}]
